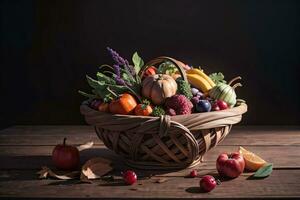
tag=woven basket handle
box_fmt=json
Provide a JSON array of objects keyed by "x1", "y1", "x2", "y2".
[{"x1": 138, "y1": 56, "x2": 188, "y2": 82}]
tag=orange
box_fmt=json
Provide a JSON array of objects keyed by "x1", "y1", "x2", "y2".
[{"x1": 239, "y1": 146, "x2": 267, "y2": 171}]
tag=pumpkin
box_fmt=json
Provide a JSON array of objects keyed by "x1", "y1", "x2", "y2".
[
  {"x1": 109, "y1": 93, "x2": 137, "y2": 115},
  {"x1": 142, "y1": 74, "x2": 177, "y2": 105},
  {"x1": 209, "y1": 77, "x2": 242, "y2": 108}
]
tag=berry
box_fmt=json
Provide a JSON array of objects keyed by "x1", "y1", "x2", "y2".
[
  {"x1": 199, "y1": 175, "x2": 217, "y2": 192},
  {"x1": 191, "y1": 88, "x2": 199, "y2": 96},
  {"x1": 189, "y1": 170, "x2": 197, "y2": 178},
  {"x1": 216, "y1": 100, "x2": 228, "y2": 110},
  {"x1": 123, "y1": 170, "x2": 137, "y2": 185},
  {"x1": 212, "y1": 103, "x2": 220, "y2": 111},
  {"x1": 196, "y1": 100, "x2": 211, "y2": 112}
]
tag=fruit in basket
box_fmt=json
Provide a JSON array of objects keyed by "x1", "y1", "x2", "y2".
[
  {"x1": 134, "y1": 101, "x2": 153, "y2": 116},
  {"x1": 98, "y1": 102, "x2": 110, "y2": 112},
  {"x1": 191, "y1": 95, "x2": 201, "y2": 106},
  {"x1": 176, "y1": 78, "x2": 193, "y2": 99},
  {"x1": 209, "y1": 77, "x2": 242, "y2": 108},
  {"x1": 109, "y1": 93, "x2": 137, "y2": 115},
  {"x1": 123, "y1": 170, "x2": 137, "y2": 185},
  {"x1": 143, "y1": 66, "x2": 157, "y2": 78},
  {"x1": 196, "y1": 100, "x2": 211, "y2": 112},
  {"x1": 200, "y1": 175, "x2": 217, "y2": 192},
  {"x1": 215, "y1": 100, "x2": 228, "y2": 110},
  {"x1": 191, "y1": 88, "x2": 199, "y2": 96},
  {"x1": 52, "y1": 138, "x2": 80, "y2": 170},
  {"x1": 239, "y1": 146, "x2": 267, "y2": 171},
  {"x1": 211, "y1": 103, "x2": 220, "y2": 111},
  {"x1": 187, "y1": 68, "x2": 216, "y2": 87},
  {"x1": 216, "y1": 152, "x2": 245, "y2": 178},
  {"x1": 142, "y1": 74, "x2": 177, "y2": 105},
  {"x1": 90, "y1": 99, "x2": 103, "y2": 110},
  {"x1": 165, "y1": 94, "x2": 193, "y2": 115},
  {"x1": 186, "y1": 73, "x2": 214, "y2": 93}
]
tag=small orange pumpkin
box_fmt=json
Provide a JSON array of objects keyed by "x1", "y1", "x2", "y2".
[
  {"x1": 142, "y1": 74, "x2": 177, "y2": 105},
  {"x1": 109, "y1": 93, "x2": 137, "y2": 115}
]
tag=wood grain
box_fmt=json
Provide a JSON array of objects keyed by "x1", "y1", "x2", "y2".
[
  {"x1": 0, "y1": 170, "x2": 299, "y2": 199},
  {"x1": 0, "y1": 126, "x2": 299, "y2": 199},
  {"x1": 0, "y1": 146, "x2": 299, "y2": 170}
]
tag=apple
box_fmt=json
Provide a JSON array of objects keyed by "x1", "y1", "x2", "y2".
[
  {"x1": 52, "y1": 138, "x2": 80, "y2": 170},
  {"x1": 216, "y1": 152, "x2": 245, "y2": 178}
]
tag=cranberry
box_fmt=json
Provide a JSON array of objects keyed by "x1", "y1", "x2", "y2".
[
  {"x1": 216, "y1": 100, "x2": 228, "y2": 110},
  {"x1": 123, "y1": 170, "x2": 137, "y2": 185},
  {"x1": 199, "y1": 175, "x2": 217, "y2": 192},
  {"x1": 189, "y1": 170, "x2": 198, "y2": 178},
  {"x1": 212, "y1": 103, "x2": 220, "y2": 111}
]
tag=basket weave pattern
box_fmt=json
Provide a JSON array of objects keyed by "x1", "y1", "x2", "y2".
[{"x1": 80, "y1": 57, "x2": 247, "y2": 169}]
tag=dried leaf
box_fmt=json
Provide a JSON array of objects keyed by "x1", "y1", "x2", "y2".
[
  {"x1": 153, "y1": 178, "x2": 169, "y2": 183},
  {"x1": 77, "y1": 141, "x2": 94, "y2": 151},
  {"x1": 37, "y1": 166, "x2": 79, "y2": 180},
  {"x1": 80, "y1": 157, "x2": 113, "y2": 181}
]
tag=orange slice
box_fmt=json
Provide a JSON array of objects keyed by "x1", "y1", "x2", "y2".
[{"x1": 239, "y1": 146, "x2": 267, "y2": 171}]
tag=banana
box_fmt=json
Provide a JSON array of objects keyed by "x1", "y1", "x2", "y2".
[
  {"x1": 186, "y1": 68, "x2": 216, "y2": 87},
  {"x1": 186, "y1": 74, "x2": 212, "y2": 93}
]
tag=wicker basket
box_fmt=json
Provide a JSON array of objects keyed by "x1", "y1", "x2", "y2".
[{"x1": 80, "y1": 56, "x2": 247, "y2": 170}]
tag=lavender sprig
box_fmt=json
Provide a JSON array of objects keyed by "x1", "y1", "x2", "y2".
[
  {"x1": 107, "y1": 47, "x2": 128, "y2": 66},
  {"x1": 113, "y1": 64, "x2": 126, "y2": 85},
  {"x1": 107, "y1": 47, "x2": 136, "y2": 76}
]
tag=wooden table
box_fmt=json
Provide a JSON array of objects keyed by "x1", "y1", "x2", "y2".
[{"x1": 0, "y1": 126, "x2": 299, "y2": 199}]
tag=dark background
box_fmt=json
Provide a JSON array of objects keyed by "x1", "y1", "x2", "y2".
[{"x1": 1, "y1": 0, "x2": 300, "y2": 129}]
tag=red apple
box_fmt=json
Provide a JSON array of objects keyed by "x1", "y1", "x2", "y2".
[
  {"x1": 52, "y1": 138, "x2": 80, "y2": 170},
  {"x1": 216, "y1": 152, "x2": 245, "y2": 178}
]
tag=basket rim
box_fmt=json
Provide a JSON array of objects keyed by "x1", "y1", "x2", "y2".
[{"x1": 80, "y1": 100, "x2": 247, "y2": 120}]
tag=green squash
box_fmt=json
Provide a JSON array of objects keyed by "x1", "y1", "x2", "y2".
[{"x1": 209, "y1": 77, "x2": 242, "y2": 107}]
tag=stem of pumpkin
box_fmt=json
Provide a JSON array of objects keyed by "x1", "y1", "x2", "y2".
[{"x1": 228, "y1": 76, "x2": 242, "y2": 86}]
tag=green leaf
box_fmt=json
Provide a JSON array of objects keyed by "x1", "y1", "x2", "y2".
[
  {"x1": 96, "y1": 72, "x2": 116, "y2": 85},
  {"x1": 132, "y1": 52, "x2": 144, "y2": 74},
  {"x1": 253, "y1": 163, "x2": 273, "y2": 178},
  {"x1": 86, "y1": 75, "x2": 102, "y2": 89},
  {"x1": 209, "y1": 72, "x2": 227, "y2": 85},
  {"x1": 78, "y1": 90, "x2": 96, "y2": 99}
]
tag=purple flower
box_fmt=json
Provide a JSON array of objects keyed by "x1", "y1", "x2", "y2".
[
  {"x1": 107, "y1": 47, "x2": 136, "y2": 76},
  {"x1": 107, "y1": 47, "x2": 128, "y2": 66},
  {"x1": 113, "y1": 64, "x2": 125, "y2": 85}
]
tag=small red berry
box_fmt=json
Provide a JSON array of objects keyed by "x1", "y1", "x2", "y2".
[
  {"x1": 216, "y1": 100, "x2": 228, "y2": 110},
  {"x1": 212, "y1": 103, "x2": 220, "y2": 111},
  {"x1": 200, "y1": 175, "x2": 217, "y2": 192},
  {"x1": 122, "y1": 170, "x2": 137, "y2": 185},
  {"x1": 189, "y1": 170, "x2": 198, "y2": 178}
]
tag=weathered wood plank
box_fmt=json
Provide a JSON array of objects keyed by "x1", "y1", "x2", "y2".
[
  {"x1": 0, "y1": 126, "x2": 299, "y2": 146},
  {"x1": 0, "y1": 145, "x2": 299, "y2": 170},
  {"x1": 0, "y1": 169, "x2": 299, "y2": 199}
]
